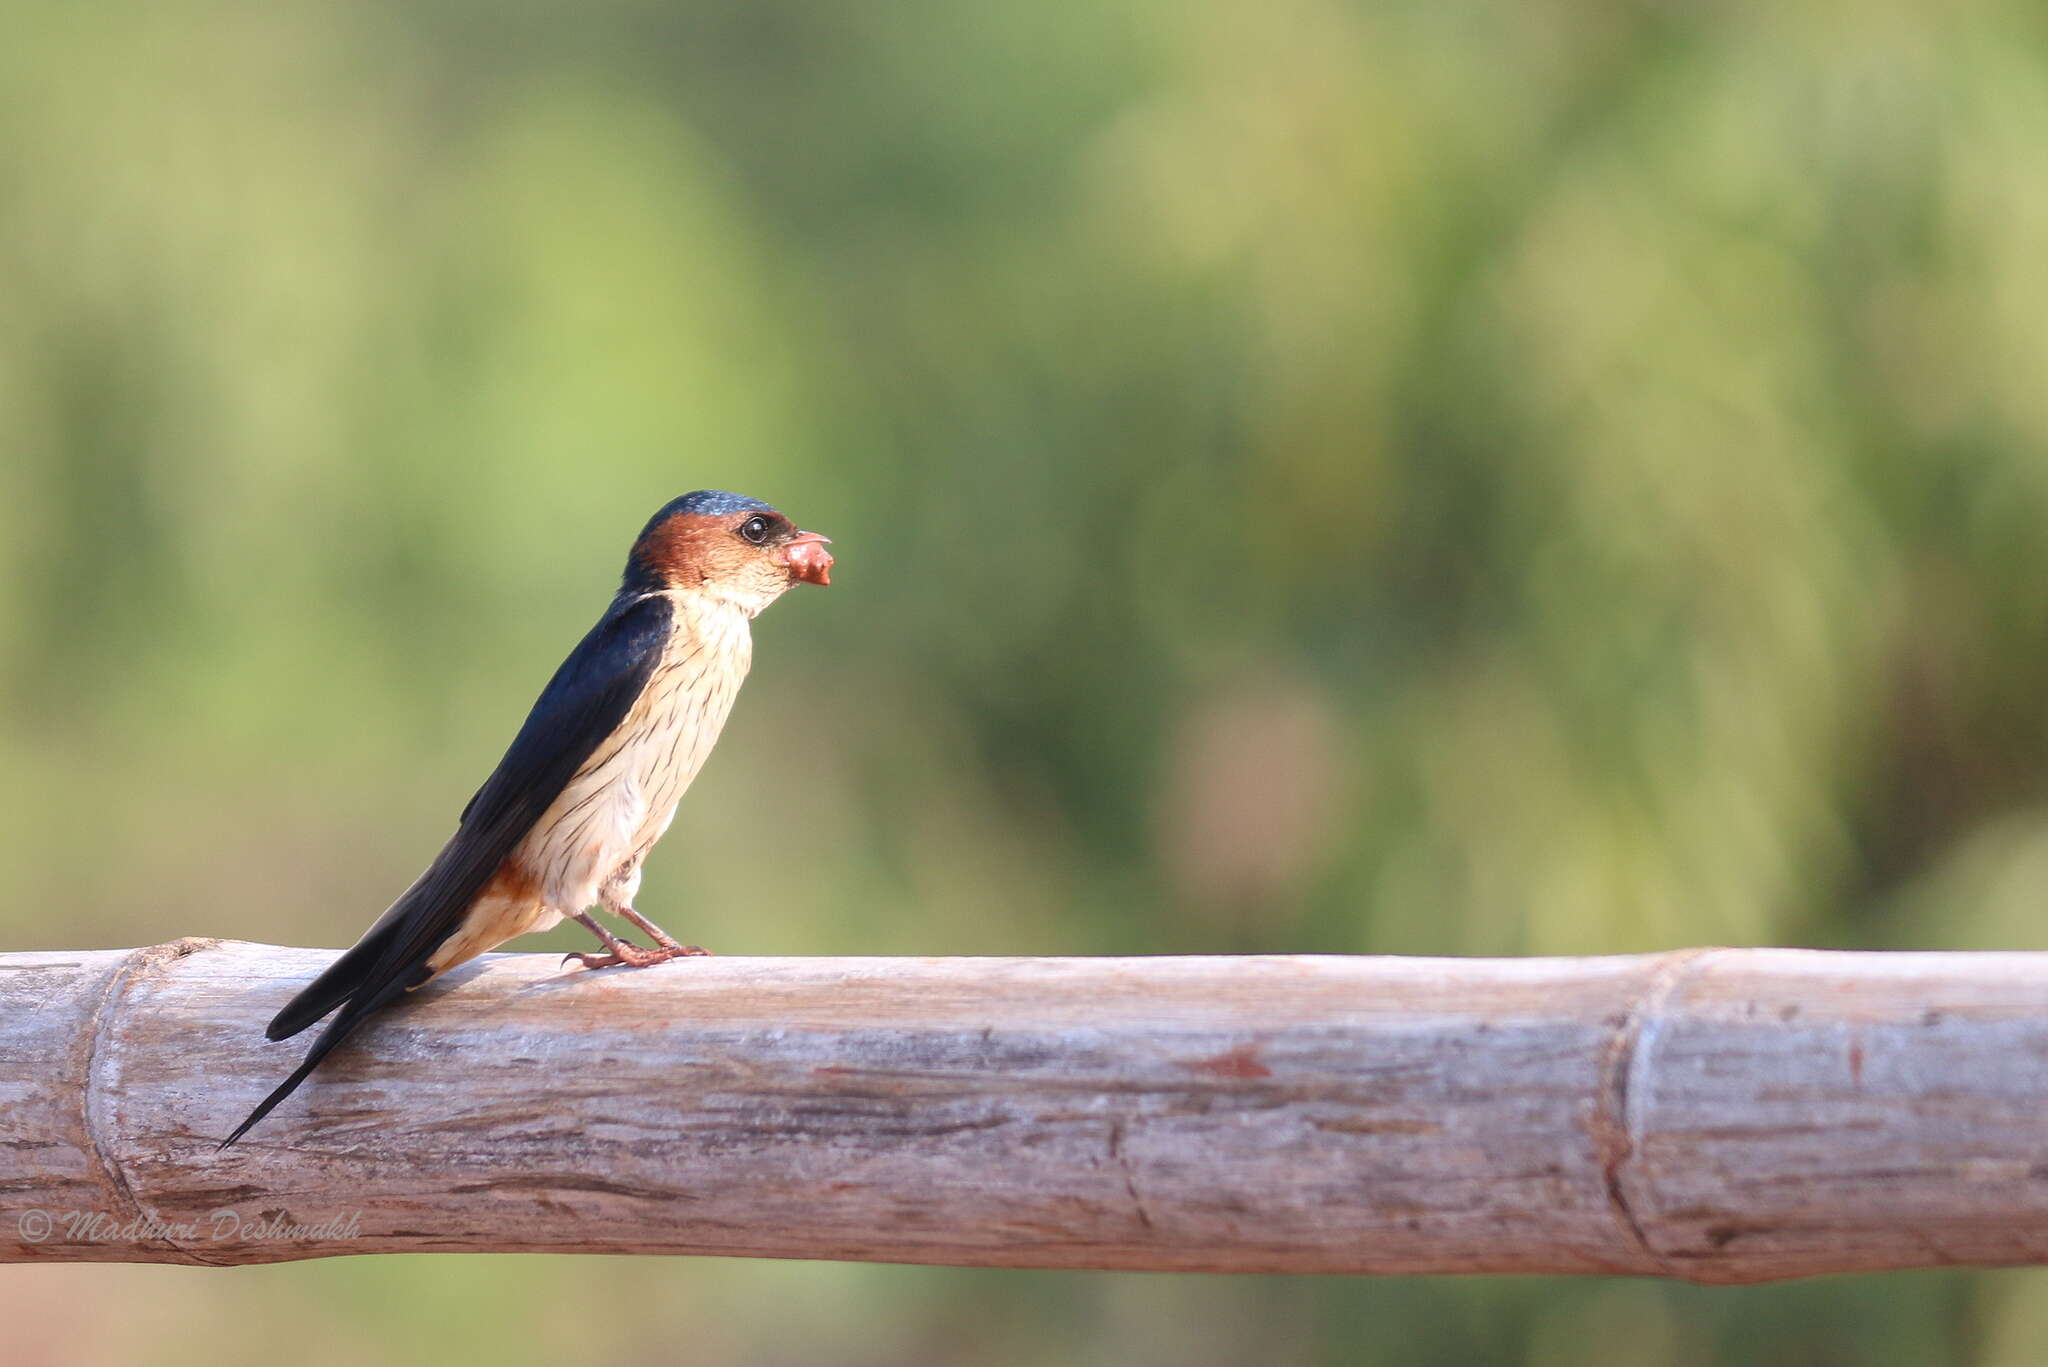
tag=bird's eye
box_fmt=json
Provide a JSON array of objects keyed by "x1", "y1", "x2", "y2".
[{"x1": 738, "y1": 515, "x2": 770, "y2": 545}]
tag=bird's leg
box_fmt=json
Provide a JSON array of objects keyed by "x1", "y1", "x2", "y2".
[
  {"x1": 561, "y1": 911, "x2": 655, "y2": 970},
  {"x1": 614, "y1": 905, "x2": 713, "y2": 959},
  {"x1": 561, "y1": 909, "x2": 710, "y2": 970}
]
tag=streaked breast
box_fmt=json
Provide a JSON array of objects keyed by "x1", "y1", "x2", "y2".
[{"x1": 517, "y1": 595, "x2": 753, "y2": 909}]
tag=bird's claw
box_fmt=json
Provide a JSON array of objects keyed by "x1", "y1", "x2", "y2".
[{"x1": 561, "y1": 941, "x2": 713, "y2": 971}]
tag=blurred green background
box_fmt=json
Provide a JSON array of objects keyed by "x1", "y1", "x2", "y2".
[{"x1": 7, "y1": 0, "x2": 2048, "y2": 1361}]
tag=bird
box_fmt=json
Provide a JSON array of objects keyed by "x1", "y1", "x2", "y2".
[{"x1": 221, "y1": 490, "x2": 833, "y2": 1148}]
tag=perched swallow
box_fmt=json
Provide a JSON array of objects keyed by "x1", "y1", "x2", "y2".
[{"x1": 222, "y1": 491, "x2": 833, "y2": 1147}]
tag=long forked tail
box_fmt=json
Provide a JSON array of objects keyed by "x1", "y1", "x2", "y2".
[{"x1": 219, "y1": 966, "x2": 428, "y2": 1149}]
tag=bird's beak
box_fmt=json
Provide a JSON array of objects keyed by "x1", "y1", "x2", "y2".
[{"x1": 778, "y1": 530, "x2": 833, "y2": 586}]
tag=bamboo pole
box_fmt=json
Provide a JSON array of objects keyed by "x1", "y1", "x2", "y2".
[{"x1": 4, "y1": 939, "x2": 2047, "y2": 1279}]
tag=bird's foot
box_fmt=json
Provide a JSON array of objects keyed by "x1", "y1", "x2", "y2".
[
  {"x1": 643, "y1": 933, "x2": 715, "y2": 958},
  {"x1": 614, "y1": 906, "x2": 714, "y2": 960},
  {"x1": 561, "y1": 940, "x2": 712, "y2": 971}
]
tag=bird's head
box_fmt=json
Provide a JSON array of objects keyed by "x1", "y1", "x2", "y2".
[{"x1": 623, "y1": 490, "x2": 833, "y2": 614}]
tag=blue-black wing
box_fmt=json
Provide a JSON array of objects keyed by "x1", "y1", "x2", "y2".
[{"x1": 222, "y1": 592, "x2": 672, "y2": 1147}]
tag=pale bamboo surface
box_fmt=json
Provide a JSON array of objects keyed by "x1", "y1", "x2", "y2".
[{"x1": 4, "y1": 939, "x2": 2047, "y2": 1280}]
